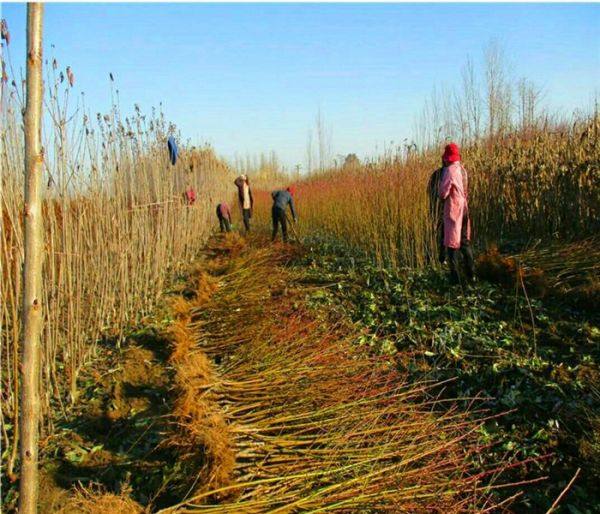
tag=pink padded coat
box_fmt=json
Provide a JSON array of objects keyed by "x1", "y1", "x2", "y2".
[{"x1": 439, "y1": 162, "x2": 471, "y2": 249}]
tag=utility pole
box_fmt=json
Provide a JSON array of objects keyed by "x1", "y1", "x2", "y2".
[{"x1": 19, "y1": 4, "x2": 44, "y2": 513}]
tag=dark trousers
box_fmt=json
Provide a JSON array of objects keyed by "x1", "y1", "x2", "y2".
[
  {"x1": 447, "y1": 213, "x2": 475, "y2": 284},
  {"x1": 271, "y1": 206, "x2": 288, "y2": 242},
  {"x1": 218, "y1": 215, "x2": 231, "y2": 233},
  {"x1": 216, "y1": 206, "x2": 231, "y2": 233},
  {"x1": 242, "y1": 209, "x2": 251, "y2": 232}
]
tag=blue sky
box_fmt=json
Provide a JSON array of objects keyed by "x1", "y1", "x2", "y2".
[{"x1": 2, "y1": 3, "x2": 599, "y2": 169}]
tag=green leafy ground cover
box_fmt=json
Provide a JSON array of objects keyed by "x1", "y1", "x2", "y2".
[{"x1": 296, "y1": 237, "x2": 600, "y2": 513}]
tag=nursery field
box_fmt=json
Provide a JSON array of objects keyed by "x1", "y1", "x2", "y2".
[
  {"x1": 2, "y1": 12, "x2": 599, "y2": 511},
  {"x1": 3, "y1": 107, "x2": 600, "y2": 513},
  {"x1": 253, "y1": 116, "x2": 600, "y2": 511},
  {"x1": 243, "y1": 112, "x2": 600, "y2": 511}
]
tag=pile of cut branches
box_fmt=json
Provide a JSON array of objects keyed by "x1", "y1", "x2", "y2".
[{"x1": 160, "y1": 235, "x2": 524, "y2": 512}]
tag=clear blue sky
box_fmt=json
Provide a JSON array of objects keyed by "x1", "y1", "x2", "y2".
[{"x1": 2, "y1": 3, "x2": 599, "y2": 169}]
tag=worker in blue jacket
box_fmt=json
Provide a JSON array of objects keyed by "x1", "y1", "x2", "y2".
[{"x1": 271, "y1": 187, "x2": 297, "y2": 243}]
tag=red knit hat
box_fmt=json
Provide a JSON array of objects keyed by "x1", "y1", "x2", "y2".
[{"x1": 442, "y1": 143, "x2": 461, "y2": 163}]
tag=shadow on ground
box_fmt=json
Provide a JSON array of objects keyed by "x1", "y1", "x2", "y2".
[{"x1": 40, "y1": 331, "x2": 198, "y2": 512}]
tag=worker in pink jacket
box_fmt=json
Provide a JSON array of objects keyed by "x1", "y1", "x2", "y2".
[{"x1": 439, "y1": 143, "x2": 475, "y2": 284}]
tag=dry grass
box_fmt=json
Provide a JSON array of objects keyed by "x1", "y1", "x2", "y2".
[
  {"x1": 56, "y1": 487, "x2": 145, "y2": 514},
  {"x1": 165, "y1": 252, "x2": 237, "y2": 499},
  {"x1": 169, "y1": 297, "x2": 197, "y2": 323}
]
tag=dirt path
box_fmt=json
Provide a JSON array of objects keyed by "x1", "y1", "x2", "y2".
[{"x1": 42, "y1": 235, "x2": 510, "y2": 513}]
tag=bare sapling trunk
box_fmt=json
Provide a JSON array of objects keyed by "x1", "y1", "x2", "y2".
[{"x1": 19, "y1": 4, "x2": 44, "y2": 514}]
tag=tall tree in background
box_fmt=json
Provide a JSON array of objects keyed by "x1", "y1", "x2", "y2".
[
  {"x1": 485, "y1": 41, "x2": 513, "y2": 136},
  {"x1": 461, "y1": 56, "x2": 482, "y2": 141},
  {"x1": 19, "y1": 4, "x2": 44, "y2": 513}
]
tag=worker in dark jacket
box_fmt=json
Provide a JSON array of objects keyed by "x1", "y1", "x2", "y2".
[
  {"x1": 216, "y1": 202, "x2": 232, "y2": 233},
  {"x1": 427, "y1": 164, "x2": 445, "y2": 264},
  {"x1": 271, "y1": 187, "x2": 297, "y2": 243}
]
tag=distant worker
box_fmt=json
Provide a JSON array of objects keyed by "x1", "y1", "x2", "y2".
[
  {"x1": 216, "y1": 203, "x2": 232, "y2": 233},
  {"x1": 184, "y1": 184, "x2": 196, "y2": 205},
  {"x1": 427, "y1": 163, "x2": 445, "y2": 264},
  {"x1": 271, "y1": 187, "x2": 297, "y2": 243},
  {"x1": 438, "y1": 143, "x2": 475, "y2": 284},
  {"x1": 234, "y1": 174, "x2": 254, "y2": 232}
]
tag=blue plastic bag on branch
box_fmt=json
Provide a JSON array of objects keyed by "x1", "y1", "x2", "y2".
[{"x1": 167, "y1": 136, "x2": 178, "y2": 165}]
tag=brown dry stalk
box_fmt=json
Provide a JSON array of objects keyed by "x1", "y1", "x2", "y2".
[
  {"x1": 55, "y1": 235, "x2": 526, "y2": 512},
  {"x1": 1, "y1": 50, "x2": 234, "y2": 474}
]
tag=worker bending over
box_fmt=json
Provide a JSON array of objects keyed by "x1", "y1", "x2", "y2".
[
  {"x1": 216, "y1": 202, "x2": 232, "y2": 233},
  {"x1": 271, "y1": 187, "x2": 297, "y2": 243}
]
